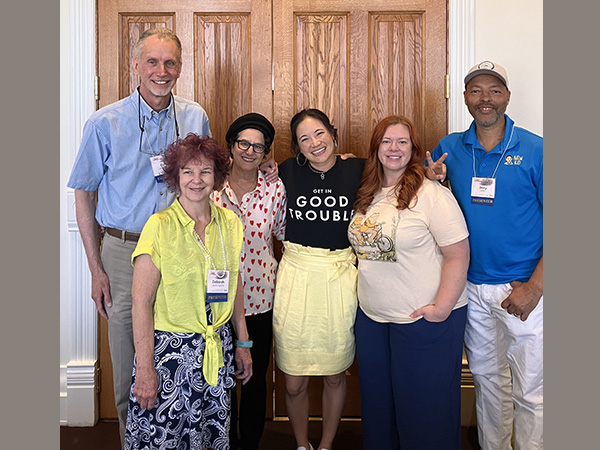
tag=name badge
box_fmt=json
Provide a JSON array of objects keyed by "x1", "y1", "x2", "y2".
[
  {"x1": 206, "y1": 270, "x2": 229, "y2": 303},
  {"x1": 471, "y1": 177, "x2": 496, "y2": 206},
  {"x1": 150, "y1": 155, "x2": 165, "y2": 182}
]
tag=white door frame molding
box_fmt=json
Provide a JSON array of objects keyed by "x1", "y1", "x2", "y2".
[{"x1": 60, "y1": 0, "x2": 99, "y2": 426}]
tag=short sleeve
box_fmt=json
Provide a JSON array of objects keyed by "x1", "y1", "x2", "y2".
[
  {"x1": 131, "y1": 214, "x2": 162, "y2": 271},
  {"x1": 67, "y1": 120, "x2": 109, "y2": 191},
  {"x1": 427, "y1": 183, "x2": 469, "y2": 248}
]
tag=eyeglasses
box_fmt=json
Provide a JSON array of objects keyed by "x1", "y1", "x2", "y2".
[
  {"x1": 138, "y1": 88, "x2": 180, "y2": 155},
  {"x1": 236, "y1": 139, "x2": 267, "y2": 154}
]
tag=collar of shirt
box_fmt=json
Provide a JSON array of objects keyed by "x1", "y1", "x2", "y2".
[
  {"x1": 137, "y1": 88, "x2": 176, "y2": 123},
  {"x1": 170, "y1": 196, "x2": 219, "y2": 232},
  {"x1": 466, "y1": 114, "x2": 520, "y2": 154},
  {"x1": 222, "y1": 169, "x2": 267, "y2": 206}
]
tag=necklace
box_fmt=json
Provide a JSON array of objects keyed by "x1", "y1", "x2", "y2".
[
  {"x1": 308, "y1": 163, "x2": 326, "y2": 180},
  {"x1": 192, "y1": 204, "x2": 227, "y2": 271},
  {"x1": 229, "y1": 176, "x2": 257, "y2": 194}
]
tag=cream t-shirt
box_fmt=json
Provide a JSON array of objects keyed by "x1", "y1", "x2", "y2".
[{"x1": 348, "y1": 179, "x2": 469, "y2": 323}]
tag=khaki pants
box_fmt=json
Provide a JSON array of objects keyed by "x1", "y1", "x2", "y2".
[{"x1": 101, "y1": 233, "x2": 137, "y2": 447}]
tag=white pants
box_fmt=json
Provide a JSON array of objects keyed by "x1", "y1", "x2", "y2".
[{"x1": 464, "y1": 282, "x2": 543, "y2": 450}]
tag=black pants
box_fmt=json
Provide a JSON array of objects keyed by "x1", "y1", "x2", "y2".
[{"x1": 230, "y1": 309, "x2": 273, "y2": 450}]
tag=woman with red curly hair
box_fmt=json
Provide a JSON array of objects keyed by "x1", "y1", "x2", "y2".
[
  {"x1": 124, "y1": 133, "x2": 252, "y2": 450},
  {"x1": 348, "y1": 116, "x2": 470, "y2": 450}
]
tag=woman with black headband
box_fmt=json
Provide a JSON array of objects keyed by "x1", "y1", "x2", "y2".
[{"x1": 213, "y1": 113, "x2": 287, "y2": 450}]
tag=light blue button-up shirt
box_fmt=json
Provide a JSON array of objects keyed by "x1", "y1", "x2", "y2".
[{"x1": 67, "y1": 88, "x2": 211, "y2": 232}]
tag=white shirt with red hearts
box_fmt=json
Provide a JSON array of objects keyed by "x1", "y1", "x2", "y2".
[{"x1": 213, "y1": 171, "x2": 287, "y2": 315}]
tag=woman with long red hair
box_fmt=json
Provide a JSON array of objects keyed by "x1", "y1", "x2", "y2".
[{"x1": 348, "y1": 116, "x2": 470, "y2": 450}]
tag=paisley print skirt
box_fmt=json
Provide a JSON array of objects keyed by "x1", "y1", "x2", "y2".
[{"x1": 124, "y1": 322, "x2": 235, "y2": 450}]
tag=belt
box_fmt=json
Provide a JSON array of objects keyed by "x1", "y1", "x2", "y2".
[{"x1": 105, "y1": 227, "x2": 140, "y2": 242}]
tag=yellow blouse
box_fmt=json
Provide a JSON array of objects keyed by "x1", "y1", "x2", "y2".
[{"x1": 132, "y1": 198, "x2": 243, "y2": 385}]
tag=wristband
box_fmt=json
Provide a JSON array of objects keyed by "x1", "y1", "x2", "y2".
[{"x1": 235, "y1": 339, "x2": 253, "y2": 348}]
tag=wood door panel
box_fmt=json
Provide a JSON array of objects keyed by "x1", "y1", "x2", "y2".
[
  {"x1": 295, "y1": 13, "x2": 349, "y2": 155},
  {"x1": 98, "y1": 0, "x2": 271, "y2": 118},
  {"x1": 369, "y1": 13, "x2": 424, "y2": 141},
  {"x1": 194, "y1": 14, "x2": 252, "y2": 145}
]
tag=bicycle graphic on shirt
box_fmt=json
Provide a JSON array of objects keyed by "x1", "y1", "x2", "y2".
[{"x1": 348, "y1": 213, "x2": 396, "y2": 261}]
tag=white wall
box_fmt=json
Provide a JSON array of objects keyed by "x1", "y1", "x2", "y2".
[
  {"x1": 59, "y1": 0, "x2": 544, "y2": 425},
  {"x1": 475, "y1": 0, "x2": 543, "y2": 136}
]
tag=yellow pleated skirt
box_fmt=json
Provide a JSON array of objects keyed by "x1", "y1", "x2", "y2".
[{"x1": 273, "y1": 241, "x2": 358, "y2": 376}]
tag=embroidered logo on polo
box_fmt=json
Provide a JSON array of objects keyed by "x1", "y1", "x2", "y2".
[{"x1": 504, "y1": 155, "x2": 523, "y2": 165}]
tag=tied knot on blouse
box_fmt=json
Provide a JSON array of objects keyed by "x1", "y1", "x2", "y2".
[{"x1": 203, "y1": 324, "x2": 225, "y2": 386}]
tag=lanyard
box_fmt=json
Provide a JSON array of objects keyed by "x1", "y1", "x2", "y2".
[
  {"x1": 193, "y1": 204, "x2": 227, "y2": 271},
  {"x1": 137, "y1": 88, "x2": 180, "y2": 156},
  {"x1": 472, "y1": 125, "x2": 514, "y2": 179}
]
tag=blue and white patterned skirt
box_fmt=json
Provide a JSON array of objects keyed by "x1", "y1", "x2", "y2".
[{"x1": 124, "y1": 321, "x2": 235, "y2": 450}]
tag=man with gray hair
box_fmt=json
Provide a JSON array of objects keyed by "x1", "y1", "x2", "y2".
[
  {"x1": 428, "y1": 61, "x2": 543, "y2": 450},
  {"x1": 68, "y1": 28, "x2": 211, "y2": 445}
]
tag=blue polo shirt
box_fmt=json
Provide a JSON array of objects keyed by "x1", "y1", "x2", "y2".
[
  {"x1": 67, "y1": 88, "x2": 211, "y2": 232},
  {"x1": 430, "y1": 115, "x2": 543, "y2": 284}
]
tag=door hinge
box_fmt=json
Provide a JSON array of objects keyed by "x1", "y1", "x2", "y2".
[
  {"x1": 445, "y1": 74, "x2": 450, "y2": 99},
  {"x1": 94, "y1": 76, "x2": 100, "y2": 101}
]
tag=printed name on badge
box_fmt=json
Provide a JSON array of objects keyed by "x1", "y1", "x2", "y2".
[
  {"x1": 206, "y1": 269, "x2": 229, "y2": 302},
  {"x1": 471, "y1": 177, "x2": 496, "y2": 206}
]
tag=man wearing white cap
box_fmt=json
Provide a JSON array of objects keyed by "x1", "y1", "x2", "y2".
[{"x1": 427, "y1": 61, "x2": 543, "y2": 450}]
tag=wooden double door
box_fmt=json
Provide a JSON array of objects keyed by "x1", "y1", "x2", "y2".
[{"x1": 97, "y1": 0, "x2": 448, "y2": 420}]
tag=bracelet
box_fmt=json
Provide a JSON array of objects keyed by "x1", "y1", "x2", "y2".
[{"x1": 235, "y1": 339, "x2": 253, "y2": 348}]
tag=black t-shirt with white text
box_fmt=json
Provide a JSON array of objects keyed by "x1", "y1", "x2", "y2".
[{"x1": 279, "y1": 156, "x2": 365, "y2": 250}]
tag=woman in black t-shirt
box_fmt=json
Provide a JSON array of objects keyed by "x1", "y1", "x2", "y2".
[{"x1": 273, "y1": 109, "x2": 365, "y2": 450}]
